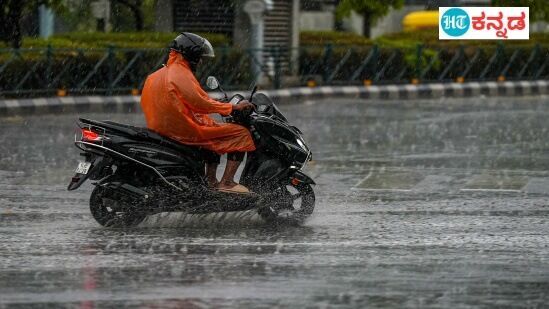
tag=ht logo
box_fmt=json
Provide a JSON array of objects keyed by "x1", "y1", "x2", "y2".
[{"x1": 441, "y1": 8, "x2": 470, "y2": 37}]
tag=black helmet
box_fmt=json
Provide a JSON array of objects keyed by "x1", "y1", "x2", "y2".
[{"x1": 170, "y1": 32, "x2": 215, "y2": 71}]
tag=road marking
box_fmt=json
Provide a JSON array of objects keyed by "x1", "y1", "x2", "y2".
[
  {"x1": 459, "y1": 188, "x2": 521, "y2": 193},
  {"x1": 358, "y1": 169, "x2": 373, "y2": 183},
  {"x1": 350, "y1": 188, "x2": 412, "y2": 192}
]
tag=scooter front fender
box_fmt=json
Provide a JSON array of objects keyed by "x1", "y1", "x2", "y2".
[{"x1": 292, "y1": 171, "x2": 315, "y2": 185}]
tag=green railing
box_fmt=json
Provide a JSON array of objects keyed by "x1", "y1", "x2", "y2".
[{"x1": 0, "y1": 44, "x2": 547, "y2": 98}]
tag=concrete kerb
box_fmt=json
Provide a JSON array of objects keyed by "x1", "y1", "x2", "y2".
[{"x1": 1, "y1": 80, "x2": 548, "y2": 116}]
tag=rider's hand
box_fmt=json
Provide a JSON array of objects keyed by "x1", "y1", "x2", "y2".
[{"x1": 233, "y1": 101, "x2": 254, "y2": 111}]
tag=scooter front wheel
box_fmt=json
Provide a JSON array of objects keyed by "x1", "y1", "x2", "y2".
[
  {"x1": 258, "y1": 182, "x2": 315, "y2": 225},
  {"x1": 89, "y1": 186, "x2": 146, "y2": 228}
]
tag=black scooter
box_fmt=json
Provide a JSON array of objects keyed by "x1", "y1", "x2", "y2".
[{"x1": 67, "y1": 76, "x2": 315, "y2": 227}]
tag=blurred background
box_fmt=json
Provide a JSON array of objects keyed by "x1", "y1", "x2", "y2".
[{"x1": 0, "y1": 0, "x2": 547, "y2": 97}]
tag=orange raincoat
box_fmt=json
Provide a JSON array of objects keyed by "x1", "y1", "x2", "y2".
[{"x1": 140, "y1": 51, "x2": 256, "y2": 154}]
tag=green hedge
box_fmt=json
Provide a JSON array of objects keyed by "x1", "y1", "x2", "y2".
[
  {"x1": 300, "y1": 31, "x2": 372, "y2": 47},
  {"x1": 0, "y1": 32, "x2": 231, "y2": 49},
  {"x1": 301, "y1": 29, "x2": 549, "y2": 49},
  {"x1": 377, "y1": 29, "x2": 549, "y2": 48},
  {"x1": 6, "y1": 29, "x2": 549, "y2": 50}
]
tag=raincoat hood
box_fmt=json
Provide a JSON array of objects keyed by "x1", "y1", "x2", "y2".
[{"x1": 167, "y1": 50, "x2": 190, "y2": 67}]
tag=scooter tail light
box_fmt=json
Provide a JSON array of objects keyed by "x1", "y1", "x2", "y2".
[{"x1": 82, "y1": 129, "x2": 102, "y2": 142}]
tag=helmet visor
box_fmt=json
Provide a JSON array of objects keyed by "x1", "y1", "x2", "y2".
[{"x1": 202, "y1": 39, "x2": 215, "y2": 58}]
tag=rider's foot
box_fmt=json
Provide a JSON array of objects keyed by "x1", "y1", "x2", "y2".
[
  {"x1": 207, "y1": 177, "x2": 219, "y2": 189},
  {"x1": 216, "y1": 180, "x2": 251, "y2": 194}
]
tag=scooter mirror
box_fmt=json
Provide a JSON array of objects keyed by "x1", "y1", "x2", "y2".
[
  {"x1": 206, "y1": 76, "x2": 220, "y2": 90},
  {"x1": 250, "y1": 85, "x2": 258, "y2": 101}
]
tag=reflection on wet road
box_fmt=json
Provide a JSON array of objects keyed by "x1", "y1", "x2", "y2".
[{"x1": 1, "y1": 96, "x2": 549, "y2": 307}]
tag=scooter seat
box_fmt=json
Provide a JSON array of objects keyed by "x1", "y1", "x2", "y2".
[{"x1": 79, "y1": 118, "x2": 218, "y2": 162}]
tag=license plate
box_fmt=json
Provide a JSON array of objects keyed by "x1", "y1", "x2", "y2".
[{"x1": 75, "y1": 162, "x2": 92, "y2": 174}]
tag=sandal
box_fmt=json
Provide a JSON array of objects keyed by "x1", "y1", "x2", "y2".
[{"x1": 216, "y1": 183, "x2": 252, "y2": 194}]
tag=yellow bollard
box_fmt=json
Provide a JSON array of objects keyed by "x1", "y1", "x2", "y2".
[
  {"x1": 363, "y1": 79, "x2": 372, "y2": 86},
  {"x1": 307, "y1": 80, "x2": 317, "y2": 88},
  {"x1": 497, "y1": 75, "x2": 506, "y2": 82},
  {"x1": 131, "y1": 88, "x2": 140, "y2": 96},
  {"x1": 57, "y1": 89, "x2": 67, "y2": 97},
  {"x1": 411, "y1": 78, "x2": 420, "y2": 85},
  {"x1": 456, "y1": 76, "x2": 465, "y2": 83}
]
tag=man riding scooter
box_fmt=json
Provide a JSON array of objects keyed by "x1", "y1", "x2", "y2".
[{"x1": 140, "y1": 32, "x2": 255, "y2": 194}]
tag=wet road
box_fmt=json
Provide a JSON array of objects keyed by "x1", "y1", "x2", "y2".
[{"x1": 1, "y1": 95, "x2": 549, "y2": 308}]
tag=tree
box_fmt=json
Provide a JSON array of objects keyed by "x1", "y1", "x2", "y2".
[
  {"x1": 492, "y1": 0, "x2": 549, "y2": 22},
  {"x1": 336, "y1": 0, "x2": 404, "y2": 38},
  {"x1": 112, "y1": 0, "x2": 144, "y2": 31},
  {"x1": 60, "y1": 0, "x2": 153, "y2": 33},
  {"x1": 0, "y1": 0, "x2": 63, "y2": 48}
]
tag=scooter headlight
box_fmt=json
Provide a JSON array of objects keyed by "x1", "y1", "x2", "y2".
[
  {"x1": 295, "y1": 137, "x2": 311, "y2": 170},
  {"x1": 296, "y1": 137, "x2": 307, "y2": 151}
]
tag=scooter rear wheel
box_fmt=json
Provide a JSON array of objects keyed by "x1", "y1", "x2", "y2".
[
  {"x1": 259, "y1": 182, "x2": 315, "y2": 225},
  {"x1": 89, "y1": 186, "x2": 146, "y2": 227}
]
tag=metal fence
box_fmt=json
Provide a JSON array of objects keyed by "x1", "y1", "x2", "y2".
[
  {"x1": 0, "y1": 44, "x2": 547, "y2": 98},
  {"x1": 299, "y1": 44, "x2": 549, "y2": 85}
]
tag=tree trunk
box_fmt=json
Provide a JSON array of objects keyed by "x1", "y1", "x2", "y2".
[
  {"x1": 0, "y1": 0, "x2": 7, "y2": 43},
  {"x1": 97, "y1": 18, "x2": 106, "y2": 32},
  {"x1": 362, "y1": 11, "x2": 372, "y2": 38},
  {"x1": 0, "y1": 0, "x2": 24, "y2": 48},
  {"x1": 134, "y1": 1, "x2": 144, "y2": 31},
  {"x1": 7, "y1": 0, "x2": 23, "y2": 48}
]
